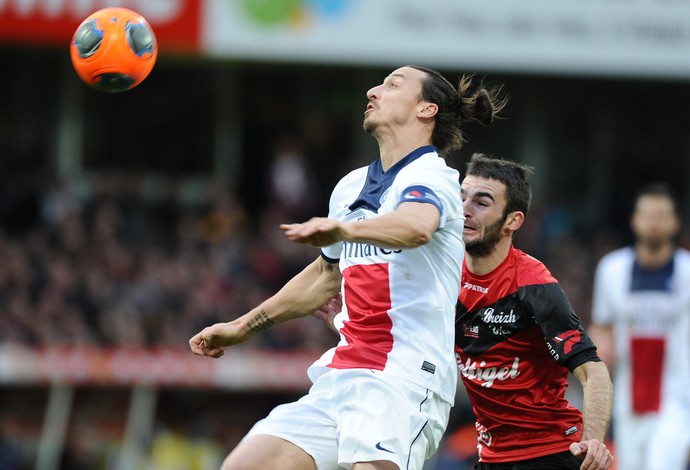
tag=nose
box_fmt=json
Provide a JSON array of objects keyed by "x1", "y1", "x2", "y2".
[
  {"x1": 367, "y1": 84, "x2": 381, "y2": 100},
  {"x1": 462, "y1": 199, "x2": 473, "y2": 218}
]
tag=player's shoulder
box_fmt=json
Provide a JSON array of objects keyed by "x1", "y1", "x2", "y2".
[
  {"x1": 398, "y1": 151, "x2": 460, "y2": 187},
  {"x1": 674, "y1": 247, "x2": 690, "y2": 263},
  {"x1": 511, "y1": 247, "x2": 557, "y2": 285},
  {"x1": 334, "y1": 165, "x2": 369, "y2": 191},
  {"x1": 672, "y1": 248, "x2": 690, "y2": 278},
  {"x1": 328, "y1": 165, "x2": 369, "y2": 211},
  {"x1": 407, "y1": 150, "x2": 455, "y2": 171}
]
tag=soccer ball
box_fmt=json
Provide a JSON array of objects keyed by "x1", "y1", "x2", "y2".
[{"x1": 70, "y1": 7, "x2": 157, "y2": 93}]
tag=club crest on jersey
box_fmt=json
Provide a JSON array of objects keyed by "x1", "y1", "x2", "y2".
[{"x1": 463, "y1": 324, "x2": 479, "y2": 338}]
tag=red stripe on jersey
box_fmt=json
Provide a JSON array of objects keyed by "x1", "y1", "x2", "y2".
[
  {"x1": 630, "y1": 337, "x2": 665, "y2": 413},
  {"x1": 329, "y1": 263, "x2": 394, "y2": 370}
]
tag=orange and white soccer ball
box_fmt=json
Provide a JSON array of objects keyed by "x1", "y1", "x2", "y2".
[{"x1": 70, "y1": 7, "x2": 157, "y2": 93}]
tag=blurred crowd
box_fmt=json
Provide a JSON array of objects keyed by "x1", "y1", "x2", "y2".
[{"x1": 0, "y1": 167, "x2": 335, "y2": 352}]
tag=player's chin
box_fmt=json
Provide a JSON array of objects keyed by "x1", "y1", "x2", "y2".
[{"x1": 461, "y1": 230, "x2": 478, "y2": 243}]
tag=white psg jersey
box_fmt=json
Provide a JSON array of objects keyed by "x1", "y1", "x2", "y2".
[
  {"x1": 591, "y1": 246, "x2": 690, "y2": 417},
  {"x1": 309, "y1": 146, "x2": 464, "y2": 404}
]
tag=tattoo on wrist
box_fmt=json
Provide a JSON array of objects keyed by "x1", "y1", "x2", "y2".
[{"x1": 247, "y1": 309, "x2": 274, "y2": 333}]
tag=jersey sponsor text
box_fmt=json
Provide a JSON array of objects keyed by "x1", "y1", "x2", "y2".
[
  {"x1": 456, "y1": 355, "x2": 521, "y2": 388},
  {"x1": 342, "y1": 241, "x2": 402, "y2": 259},
  {"x1": 463, "y1": 281, "x2": 488, "y2": 294}
]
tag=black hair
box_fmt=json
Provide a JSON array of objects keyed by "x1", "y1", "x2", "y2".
[
  {"x1": 409, "y1": 66, "x2": 508, "y2": 155},
  {"x1": 465, "y1": 153, "x2": 534, "y2": 217}
]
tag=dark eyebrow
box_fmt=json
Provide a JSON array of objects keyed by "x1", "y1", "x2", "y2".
[{"x1": 461, "y1": 188, "x2": 495, "y2": 202}]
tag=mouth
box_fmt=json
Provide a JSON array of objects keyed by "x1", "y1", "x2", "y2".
[
  {"x1": 365, "y1": 103, "x2": 375, "y2": 114},
  {"x1": 463, "y1": 224, "x2": 478, "y2": 235}
]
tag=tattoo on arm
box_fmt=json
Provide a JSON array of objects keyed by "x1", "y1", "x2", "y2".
[{"x1": 247, "y1": 309, "x2": 274, "y2": 333}]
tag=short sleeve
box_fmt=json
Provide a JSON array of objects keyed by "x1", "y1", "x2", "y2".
[
  {"x1": 524, "y1": 283, "x2": 600, "y2": 371},
  {"x1": 591, "y1": 255, "x2": 615, "y2": 326}
]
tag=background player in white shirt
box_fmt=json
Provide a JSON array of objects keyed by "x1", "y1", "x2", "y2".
[
  {"x1": 590, "y1": 182, "x2": 690, "y2": 470},
  {"x1": 189, "y1": 65, "x2": 505, "y2": 470}
]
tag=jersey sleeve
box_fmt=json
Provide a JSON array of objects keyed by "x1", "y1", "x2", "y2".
[
  {"x1": 392, "y1": 162, "x2": 461, "y2": 230},
  {"x1": 523, "y1": 282, "x2": 600, "y2": 372}
]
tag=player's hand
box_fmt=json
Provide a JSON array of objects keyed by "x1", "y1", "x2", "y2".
[
  {"x1": 313, "y1": 293, "x2": 342, "y2": 334},
  {"x1": 189, "y1": 321, "x2": 248, "y2": 358},
  {"x1": 280, "y1": 217, "x2": 350, "y2": 247},
  {"x1": 570, "y1": 440, "x2": 614, "y2": 470}
]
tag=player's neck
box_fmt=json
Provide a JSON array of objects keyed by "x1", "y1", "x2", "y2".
[
  {"x1": 635, "y1": 241, "x2": 675, "y2": 269},
  {"x1": 376, "y1": 129, "x2": 433, "y2": 171},
  {"x1": 465, "y1": 242, "x2": 512, "y2": 276}
]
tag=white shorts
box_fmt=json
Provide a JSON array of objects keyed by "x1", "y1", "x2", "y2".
[
  {"x1": 612, "y1": 413, "x2": 659, "y2": 470},
  {"x1": 646, "y1": 400, "x2": 690, "y2": 470},
  {"x1": 245, "y1": 368, "x2": 451, "y2": 470}
]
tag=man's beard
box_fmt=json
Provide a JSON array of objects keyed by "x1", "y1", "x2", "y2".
[
  {"x1": 640, "y1": 236, "x2": 670, "y2": 253},
  {"x1": 465, "y1": 216, "x2": 505, "y2": 258},
  {"x1": 363, "y1": 116, "x2": 378, "y2": 135}
]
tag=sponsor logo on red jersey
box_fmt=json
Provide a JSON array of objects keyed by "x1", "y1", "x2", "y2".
[{"x1": 456, "y1": 355, "x2": 521, "y2": 388}]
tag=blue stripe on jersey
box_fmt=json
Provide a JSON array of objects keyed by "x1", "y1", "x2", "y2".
[
  {"x1": 631, "y1": 257, "x2": 674, "y2": 291},
  {"x1": 348, "y1": 145, "x2": 437, "y2": 213},
  {"x1": 398, "y1": 185, "x2": 443, "y2": 214}
]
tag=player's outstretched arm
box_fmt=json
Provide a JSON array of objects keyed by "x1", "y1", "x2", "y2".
[
  {"x1": 281, "y1": 201, "x2": 440, "y2": 249},
  {"x1": 189, "y1": 256, "x2": 341, "y2": 358},
  {"x1": 570, "y1": 360, "x2": 614, "y2": 470}
]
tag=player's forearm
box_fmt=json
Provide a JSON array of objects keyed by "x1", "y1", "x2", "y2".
[
  {"x1": 240, "y1": 257, "x2": 342, "y2": 336},
  {"x1": 575, "y1": 361, "x2": 613, "y2": 441},
  {"x1": 344, "y1": 202, "x2": 439, "y2": 249}
]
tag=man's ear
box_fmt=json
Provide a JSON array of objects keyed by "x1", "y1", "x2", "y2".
[
  {"x1": 504, "y1": 211, "x2": 525, "y2": 232},
  {"x1": 419, "y1": 102, "x2": 438, "y2": 119}
]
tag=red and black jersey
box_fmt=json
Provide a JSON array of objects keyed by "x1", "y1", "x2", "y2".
[{"x1": 455, "y1": 246, "x2": 600, "y2": 463}]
